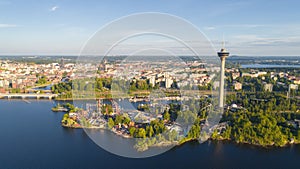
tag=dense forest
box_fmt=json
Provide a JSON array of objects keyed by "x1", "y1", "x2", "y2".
[{"x1": 213, "y1": 92, "x2": 300, "y2": 146}]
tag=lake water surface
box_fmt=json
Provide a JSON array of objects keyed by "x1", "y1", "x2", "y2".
[
  {"x1": 0, "y1": 100, "x2": 299, "y2": 169},
  {"x1": 241, "y1": 64, "x2": 300, "y2": 68}
]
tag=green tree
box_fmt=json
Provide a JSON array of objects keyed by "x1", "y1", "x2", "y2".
[
  {"x1": 108, "y1": 118, "x2": 115, "y2": 129},
  {"x1": 129, "y1": 127, "x2": 136, "y2": 137},
  {"x1": 85, "y1": 83, "x2": 93, "y2": 91},
  {"x1": 163, "y1": 111, "x2": 170, "y2": 121},
  {"x1": 37, "y1": 75, "x2": 48, "y2": 84},
  {"x1": 168, "y1": 130, "x2": 178, "y2": 141},
  {"x1": 123, "y1": 117, "x2": 131, "y2": 125},
  {"x1": 96, "y1": 79, "x2": 103, "y2": 90},
  {"x1": 146, "y1": 126, "x2": 155, "y2": 137},
  {"x1": 211, "y1": 130, "x2": 219, "y2": 140},
  {"x1": 136, "y1": 128, "x2": 146, "y2": 138},
  {"x1": 221, "y1": 126, "x2": 232, "y2": 139},
  {"x1": 115, "y1": 115, "x2": 123, "y2": 125}
]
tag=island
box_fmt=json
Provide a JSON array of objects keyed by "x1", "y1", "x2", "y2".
[{"x1": 51, "y1": 103, "x2": 69, "y2": 112}]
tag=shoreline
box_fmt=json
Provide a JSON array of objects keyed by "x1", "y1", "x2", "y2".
[
  {"x1": 62, "y1": 123, "x2": 300, "y2": 150},
  {"x1": 211, "y1": 137, "x2": 300, "y2": 148},
  {"x1": 61, "y1": 122, "x2": 300, "y2": 152},
  {"x1": 62, "y1": 123, "x2": 106, "y2": 129},
  {"x1": 62, "y1": 123, "x2": 132, "y2": 138}
]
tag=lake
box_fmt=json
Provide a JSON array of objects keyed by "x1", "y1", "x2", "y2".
[
  {"x1": 0, "y1": 100, "x2": 299, "y2": 169},
  {"x1": 241, "y1": 64, "x2": 300, "y2": 69}
]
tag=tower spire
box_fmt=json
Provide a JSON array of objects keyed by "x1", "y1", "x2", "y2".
[{"x1": 222, "y1": 34, "x2": 225, "y2": 49}]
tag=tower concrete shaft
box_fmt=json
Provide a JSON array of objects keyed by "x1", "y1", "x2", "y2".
[{"x1": 218, "y1": 48, "x2": 229, "y2": 108}]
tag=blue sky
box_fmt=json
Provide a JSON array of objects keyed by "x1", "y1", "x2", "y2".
[{"x1": 1, "y1": 0, "x2": 300, "y2": 56}]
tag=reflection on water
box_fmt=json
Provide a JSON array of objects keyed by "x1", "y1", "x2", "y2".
[{"x1": 212, "y1": 140, "x2": 224, "y2": 155}]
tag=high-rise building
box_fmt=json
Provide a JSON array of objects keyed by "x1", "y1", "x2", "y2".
[
  {"x1": 60, "y1": 57, "x2": 65, "y2": 68},
  {"x1": 165, "y1": 77, "x2": 173, "y2": 89},
  {"x1": 149, "y1": 76, "x2": 156, "y2": 87}
]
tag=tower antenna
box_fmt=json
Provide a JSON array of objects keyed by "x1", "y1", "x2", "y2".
[{"x1": 222, "y1": 34, "x2": 225, "y2": 49}]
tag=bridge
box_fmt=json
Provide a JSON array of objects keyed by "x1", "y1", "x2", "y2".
[{"x1": 0, "y1": 93, "x2": 58, "y2": 100}]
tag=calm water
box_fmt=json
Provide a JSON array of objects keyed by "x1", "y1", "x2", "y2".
[
  {"x1": 0, "y1": 100, "x2": 300, "y2": 169},
  {"x1": 241, "y1": 64, "x2": 300, "y2": 68}
]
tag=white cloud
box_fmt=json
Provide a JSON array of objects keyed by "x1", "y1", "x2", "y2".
[
  {"x1": 222, "y1": 24, "x2": 265, "y2": 28},
  {"x1": 223, "y1": 33, "x2": 300, "y2": 56},
  {"x1": 232, "y1": 34, "x2": 300, "y2": 46},
  {"x1": 50, "y1": 6, "x2": 59, "y2": 12},
  {"x1": 0, "y1": 24, "x2": 19, "y2": 28},
  {"x1": 203, "y1": 26, "x2": 216, "y2": 31}
]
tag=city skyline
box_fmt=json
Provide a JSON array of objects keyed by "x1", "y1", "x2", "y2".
[
  {"x1": 1, "y1": 0, "x2": 300, "y2": 56},
  {"x1": 0, "y1": 1, "x2": 299, "y2": 167}
]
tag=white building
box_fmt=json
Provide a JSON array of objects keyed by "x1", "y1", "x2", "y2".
[
  {"x1": 234, "y1": 82, "x2": 242, "y2": 90},
  {"x1": 264, "y1": 83, "x2": 273, "y2": 92},
  {"x1": 149, "y1": 76, "x2": 156, "y2": 87},
  {"x1": 165, "y1": 77, "x2": 173, "y2": 88},
  {"x1": 289, "y1": 84, "x2": 299, "y2": 90}
]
